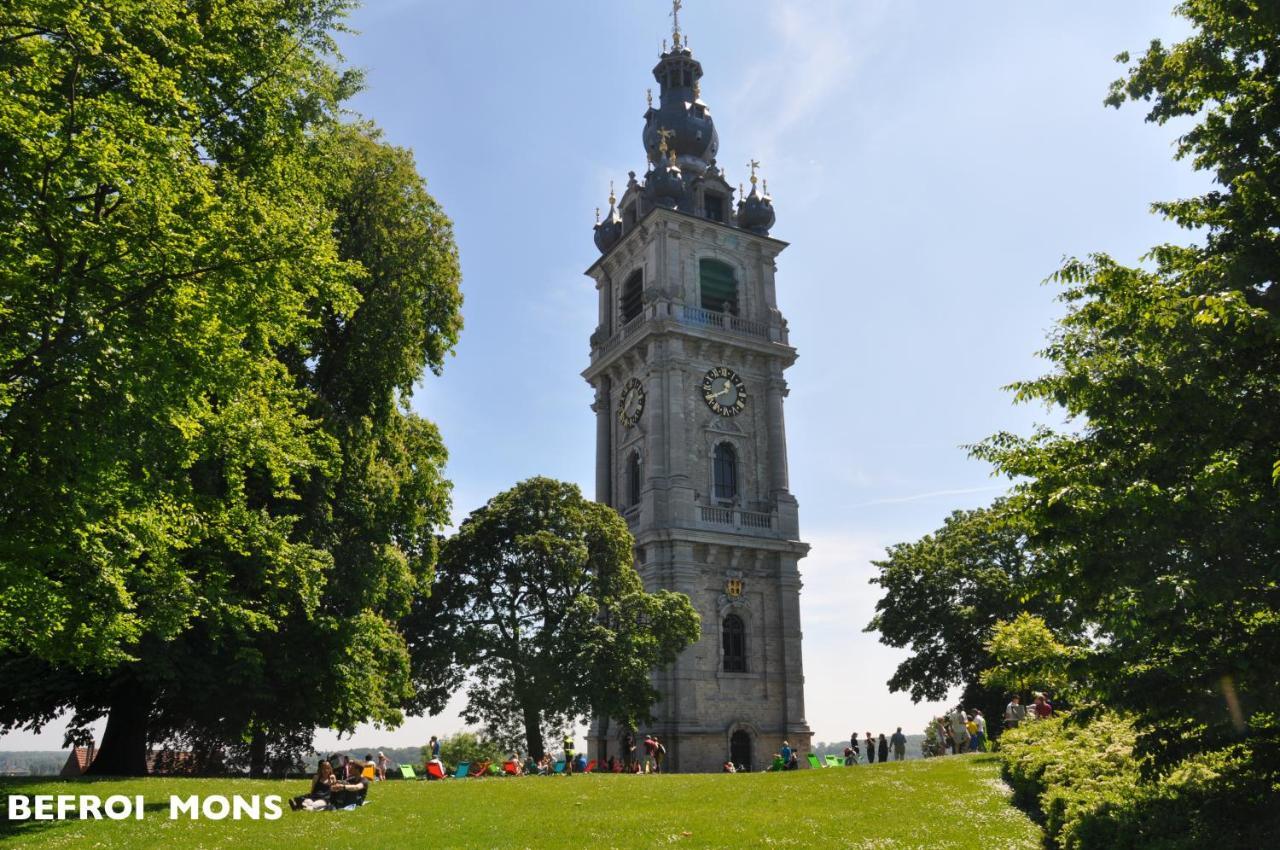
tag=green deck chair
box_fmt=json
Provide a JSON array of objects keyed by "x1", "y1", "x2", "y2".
[
  {"x1": 806, "y1": 753, "x2": 823, "y2": 769},
  {"x1": 400, "y1": 764, "x2": 417, "y2": 779},
  {"x1": 825, "y1": 755, "x2": 843, "y2": 768}
]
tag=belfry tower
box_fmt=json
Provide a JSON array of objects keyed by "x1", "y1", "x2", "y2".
[{"x1": 582, "y1": 5, "x2": 811, "y2": 773}]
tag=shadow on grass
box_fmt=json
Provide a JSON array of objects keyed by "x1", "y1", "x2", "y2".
[{"x1": 0, "y1": 777, "x2": 168, "y2": 842}]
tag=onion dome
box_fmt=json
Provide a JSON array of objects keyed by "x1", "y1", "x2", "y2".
[
  {"x1": 593, "y1": 184, "x2": 623, "y2": 254},
  {"x1": 737, "y1": 172, "x2": 775, "y2": 236},
  {"x1": 649, "y1": 152, "x2": 686, "y2": 208},
  {"x1": 641, "y1": 37, "x2": 719, "y2": 176}
]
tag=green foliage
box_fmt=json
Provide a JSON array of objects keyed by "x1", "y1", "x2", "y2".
[
  {"x1": 413, "y1": 477, "x2": 701, "y2": 760},
  {"x1": 0, "y1": 2, "x2": 462, "y2": 773},
  {"x1": 998, "y1": 713, "x2": 1280, "y2": 849},
  {"x1": 980, "y1": 613, "x2": 1078, "y2": 699},
  {"x1": 866, "y1": 501, "x2": 1070, "y2": 705},
  {"x1": 972, "y1": 0, "x2": 1280, "y2": 766},
  {"x1": 430, "y1": 732, "x2": 504, "y2": 773}
]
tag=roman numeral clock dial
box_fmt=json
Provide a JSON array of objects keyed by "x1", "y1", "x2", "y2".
[
  {"x1": 701, "y1": 366, "x2": 747, "y2": 416},
  {"x1": 618, "y1": 377, "x2": 645, "y2": 427}
]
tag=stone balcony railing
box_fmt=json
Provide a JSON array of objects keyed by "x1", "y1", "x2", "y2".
[
  {"x1": 697, "y1": 505, "x2": 778, "y2": 536},
  {"x1": 593, "y1": 300, "x2": 782, "y2": 359}
]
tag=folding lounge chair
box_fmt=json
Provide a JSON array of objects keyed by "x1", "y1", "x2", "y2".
[
  {"x1": 552, "y1": 760, "x2": 566, "y2": 774},
  {"x1": 825, "y1": 755, "x2": 843, "y2": 768},
  {"x1": 584, "y1": 759, "x2": 596, "y2": 773},
  {"x1": 806, "y1": 754, "x2": 823, "y2": 769},
  {"x1": 468, "y1": 760, "x2": 491, "y2": 777},
  {"x1": 400, "y1": 764, "x2": 417, "y2": 779},
  {"x1": 502, "y1": 760, "x2": 520, "y2": 776},
  {"x1": 426, "y1": 762, "x2": 445, "y2": 780},
  {"x1": 454, "y1": 761, "x2": 470, "y2": 779},
  {"x1": 361, "y1": 764, "x2": 376, "y2": 780}
]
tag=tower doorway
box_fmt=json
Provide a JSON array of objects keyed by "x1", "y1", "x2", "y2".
[{"x1": 730, "y1": 730, "x2": 752, "y2": 772}]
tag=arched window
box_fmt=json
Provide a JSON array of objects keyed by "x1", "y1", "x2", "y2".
[
  {"x1": 723, "y1": 614, "x2": 746, "y2": 673},
  {"x1": 699, "y1": 259, "x2": 737, "y2": 315},
  {"x1": 713, "y1": 442, "x2": 737, "y2": 502},
  {"x1": 621, "y1": 270, "x2": 643, "y2": 323},
  {"x1": 627, "y1": 451, "x2": 642, "y2": 508}
]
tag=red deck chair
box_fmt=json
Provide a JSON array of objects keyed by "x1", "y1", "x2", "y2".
[
  {"x1": 502, "y1": 760, "x2": 520, "y2": 776},
  {"x1": 584, "y1": 759, "x2": 596, "y2": 773},
  {"x1": 611, "y1": 760, "x2": 623, "y2": 773},
  {"x1": 425, "y1": 762, "x2": 445, "y2": 780}
]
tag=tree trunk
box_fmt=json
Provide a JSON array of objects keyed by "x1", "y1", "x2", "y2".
[
  {"x1": 248, "y1": 730, "x2": 267, "y2": 778},
  {"x1": 85, "y1": 680, "x2": 151, "y2": 776},
  {"x1": 523, "y1": 704, "x2": 544, "y2": 761}
]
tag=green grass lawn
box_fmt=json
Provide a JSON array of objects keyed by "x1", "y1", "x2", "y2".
[{"x1": 1, "y1": 754, "x2": 1039, "y2": 849}]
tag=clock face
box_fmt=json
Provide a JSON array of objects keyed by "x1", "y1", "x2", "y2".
[
  {"x1": 701, "y1": 366, "x2": 747, "y2": 416},
  {"x1": 618, "y1": 377, "x2": 645, "y2": 427}
]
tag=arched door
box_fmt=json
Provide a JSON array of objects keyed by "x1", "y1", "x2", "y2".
[{"x1": 730, "y1": 730, "x2": 752, "y2": 772}]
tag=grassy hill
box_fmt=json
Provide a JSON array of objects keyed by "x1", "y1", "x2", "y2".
[{"x1": 0, "y1": 754, "x2": 1039, "y2": 849}]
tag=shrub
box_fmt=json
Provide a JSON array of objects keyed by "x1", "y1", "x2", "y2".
[{"x1": 999, "y1": 713, "x2": 1280, "y2": 849}]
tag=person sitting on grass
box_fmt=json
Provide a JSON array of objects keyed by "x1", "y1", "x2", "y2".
[
  {"x1": 290, "y1": 760, "x2": 337, "y2": 811},
  {"x1": 328, "y1": 773, "x2": 370, "y2": 810},
  {"x1": 786, "y1": 749, "x2": 799, "y2": 771},
  {"x1": 722, "y1": 760, "x2": 736, "y2": 773},
  {"x1": 770, "y1": 752, "x2": 785, "y2": 771},
  {"x1": 536, "y1": 753, "x2": 553, "y2": 775}
]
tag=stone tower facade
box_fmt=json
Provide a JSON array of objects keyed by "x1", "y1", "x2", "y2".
[{"x1": 582, "y1": 17, "x2": 812, "y2": 774}]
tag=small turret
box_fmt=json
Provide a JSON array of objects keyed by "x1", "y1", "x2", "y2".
[
  {"x1": 736, "y1": 161, "x2": 775, "y2": 236},
  {"x1": 593, "y1": 183, "x2": 623, "y2": 254}
]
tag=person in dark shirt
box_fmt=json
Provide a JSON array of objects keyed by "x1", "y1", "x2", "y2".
[
  {"x1": 329, "y1": 775, "x2": 369, "y2": 809},
  {"x1": 291, "y1": 761, "x2": 337, "y2": 811},
  {"x1": 877, "y1": 734, "x2": 889, "y2": 763},
  {"x1": 865, "y1": 733, "x2": 876, "y2": 764}
]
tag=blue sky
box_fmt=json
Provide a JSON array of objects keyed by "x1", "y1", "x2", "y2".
[{"x1": 4, "y1": 1, "x2": 1207, "y2": 751}]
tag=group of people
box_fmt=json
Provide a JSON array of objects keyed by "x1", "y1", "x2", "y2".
[
  {"x1": 289, "y1": 756, "x2": 374, "y2": 812},
  {"x1": 838, "y1": 729, "x2": 907, "y2": 765},
  {"x1": 1003, "y1": 692, "x2": 1053, "y2": 728},
  {"x1": 924, "y1": 693, "x2": 1054, "y2": 757}
]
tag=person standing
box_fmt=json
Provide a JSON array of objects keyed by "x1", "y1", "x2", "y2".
[
  {"x1": 653, "y1": 736, "x2": 667, "y2": 773},
  {"x1": 563, "y1": 732, "x2": 576, "y2": 775},
  {"x1": 864, "y1": 732, "x2": 876, "y2": 764},
  {"x1": 622, "y1": 731, "x2": 637, "y2": 772},
  {"x1": 877, "y1": 734, "x2": 888, "y2": 763},
  {"x1": 949, "y1": 708, "x2": 970, "y2": 754},
  {"x1": 780, "y1": 740, "x2": 793, "y2": 770},
  {"x1": 643, "y1": 734, "x2": 657, "y2": 772},
  {"x1": 1004, "y1": 695, "x2": 1026, "y2": 730},
  {"x1": 973, "y1": 710, "x2": 988, "y2": 751},
  {"x1": 429, "y1": 736, "x2": 441, "y2": 762},
  {"x1": 849, "y1": 733, "x2": 860, "y2": 764},
  {"x1": 1033, "y1": 693, "x2": 1054, "y2": 719},
  {"x1": 890, "y1": 727, "x2": 906, "y2": 761}
]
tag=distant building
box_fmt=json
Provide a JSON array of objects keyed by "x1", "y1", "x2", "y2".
[{"x1": 60, "y1": 744, "x2": 96, "y2": 777}]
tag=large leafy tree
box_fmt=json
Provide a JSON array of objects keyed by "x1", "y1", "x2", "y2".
[
  {"x1": 414, "y1": 477, "x2": 701, "y2": 760},
  {"x1": 971, "y1": 0, "x2": 1280, "y2": 766},
  {"x1": 866, "y1": 501, "x2": 1072, "y2": 729},
  {"x1": 0, "y1": 3, "x2": 462, "y2": 774}
]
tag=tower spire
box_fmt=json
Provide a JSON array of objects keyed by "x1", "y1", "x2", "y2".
[{"x1": 670, "y1": 0, "x2": 683, "y2": 48}]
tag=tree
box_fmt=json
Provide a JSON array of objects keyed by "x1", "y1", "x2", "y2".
[
  {"x1": 979, "y1": 613, "x2": 1077, "y2": 701},
  {"x1": 414, "y1": 477, "x2": 701, "y2": 760},
  {"x1": 0, "y1": 4, "x2": 462, "y2": 774},
  {"x1": 971, "y1": 0, "x2": 1280, "y2": 766},
  {"x1": 430, "y1": 731, "x2": 503, "y2": 774},
  {"x1": 866, "y1": 501, "x2": 1070, "y2": 728}
]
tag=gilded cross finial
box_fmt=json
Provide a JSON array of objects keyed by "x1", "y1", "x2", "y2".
[
  {"x1": 662, "y1": 37, "x2": 667, "y2": 53},
  {"x1": 747, "y1": 158, "x2": 761, "y2": 184},
  {"x1": 608, "y1": 180, "x2": 616, "y2": 205},
  {"x1": 671, "y1": 0, "x2": 683, "y2": 42}
]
